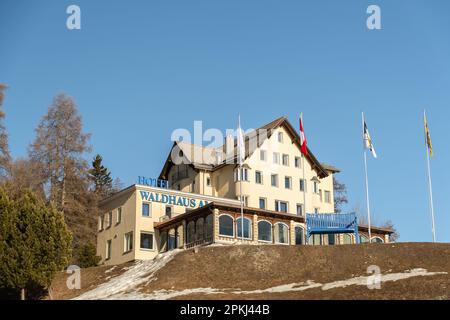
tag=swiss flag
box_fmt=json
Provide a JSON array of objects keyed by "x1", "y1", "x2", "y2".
[{"x1": 299, "y1": 114, "x2": 308, "y2": 156}]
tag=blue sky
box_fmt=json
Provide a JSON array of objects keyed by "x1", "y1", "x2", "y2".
[{"x1": 1, "y1": 0, "x2": 449, "y2": 242}]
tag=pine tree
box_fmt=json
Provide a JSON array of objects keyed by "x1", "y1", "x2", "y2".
[
  {"x1": 0, "y1": 188, "x2": 72, "y2": 300},
  {"x1": 88, "y1": 154, "x2": 113, "y2": 197},
  {"x1": 0, "y1": 84, "x2": 11, "y2": 178},
  {"x1": 76, "y1": 242, "x2": 101, "y2": 268}
]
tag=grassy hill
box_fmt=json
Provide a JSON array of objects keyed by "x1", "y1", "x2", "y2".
[{"x1": 51, "y1": 242, "x2": 450, "y2": 300}]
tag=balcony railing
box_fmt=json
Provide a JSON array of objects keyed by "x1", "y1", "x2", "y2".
[
  {"x1": 185, "y1": 236, "x2": 213, "y2": 249},
  {"x1": 306, "y1": 213, "x2": 359, "y2": 243}
]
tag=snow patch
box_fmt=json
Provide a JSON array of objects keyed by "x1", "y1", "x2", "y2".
[
  {"x1": 74, "y1": 263, "x2": 446, "y2": 300},
  {"x1": 105, "y1": 266, "x2": 117, "y2": 274},
  {"x1": 74, "y1": 249, "x2": 181, "y2": 300}
]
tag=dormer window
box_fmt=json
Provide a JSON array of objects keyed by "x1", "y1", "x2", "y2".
[
  {"x1": 278, "y1": 132, "x2": 284, "y2": 143},
  {"x1": 234, "y1": 167, "x2": 249, "y2": 182},
  {"x1": 311, "y1": 176, "x2": 321, "y2": 194}
]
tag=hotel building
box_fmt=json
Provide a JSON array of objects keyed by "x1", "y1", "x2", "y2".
[{"x1": 97, "y1": 117, "x2": 393, "y2": 265}]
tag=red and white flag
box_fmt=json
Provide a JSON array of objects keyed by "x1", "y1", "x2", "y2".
[{"x1": 299, "y1": 114, "x2": 308, "y2": 156}]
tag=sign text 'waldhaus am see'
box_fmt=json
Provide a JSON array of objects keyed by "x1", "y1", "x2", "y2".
[{"x1": 140, "y1": 191, "x2": 210, "y2": 208}]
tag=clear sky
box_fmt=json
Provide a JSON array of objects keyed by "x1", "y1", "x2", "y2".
[{"x1": 1, "y1": 0, "x2": 449, "y2": 242}]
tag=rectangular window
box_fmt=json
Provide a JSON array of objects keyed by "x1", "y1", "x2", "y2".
[
  {"x1": 296, "y1": 204, "x2": 304, "y2": 216},
  {"x1": 255, "y1": 171, "x2": 263, "y2": 184},
  {"x1": 295, "y1": 157, "x2": 301, "y2": 168},
  {"x1": 124, "y1": 232, "x2": 133, "y2": 253},
  {"x1": 142, "y1": 203, "x2": 151, "y2": 217},
  {"x1": 271, "y1": 174, "x2": 278, "y2": 187},
  {"x1": 278, "y1": 132, "x2": 283, "y2": 143},
  {"x1": 260, "y1": 150, "x2": 267, "y2": 161},
  {"x1": 234, "y1": 168, "x2": 249, "y2": 182},
  {"x1": 299, "y1": 179, "x2": 306, "y2": 192},
  {"x1": 106, "y1": 240, "x2": 112, "y2": 260},
  {"x1": 313, "y1": 181, "x2": 319, "y2": 194},
  {"x1": 273, "y1": 152, "x2": 280, "y2": 164},
  {"x1": 259, "y1": 198, "x2": 266, "y2": 209},
  {"x1": 165, "y1": 206, "x2": 172, "y2": 218},
  {"x1": 275, "y1": 200, "x2": 288, "y2": 213},
  {"x1": 106, "y1": 212, "x2": 112, "y2": 228},
  {"x1": 282, "y1": 154, "x2": 289, "y2": 166},
  {"x1": 206, "y1": 177, "x2": 211, "y2": 186},
  {"x1": 324, "y1": 191, "x2": 331, "y2": 203},
  {"x1": 239, "y1": 196, "x2": 249, "y2": 207},
  {"x1": 312, "y1": 234, "x2": 322, "y2": 246},
  {"x1": 140, "y1": 232, "x2": 154, "y2": 250},
  {"x1": 327, "y1": 234, "x2": 336, "y2": 245},
  {"x1": 284, "y1": 176, "x2": 292, "y2": 189},
  {"x1": 98, "y1": 216, "x2": 104, "y2": 231},
  {"x1": 117, "y1": 207, "x2": 122, "y2": 224}
]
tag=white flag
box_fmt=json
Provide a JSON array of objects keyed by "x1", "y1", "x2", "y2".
[
  {"x1": 363, "y1": 119, "x2": 377, "y2": 158},
  {"x1": 237, "y1": 114, "x2": 245, "y2": 165}
]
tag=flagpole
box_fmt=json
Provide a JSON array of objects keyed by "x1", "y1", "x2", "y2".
[
  {"x1": 424, "y1": 110, "x2": 436, "y2": 243},
  {"x1": 238, "y1": 114, "x2": 244, "y2": 241},
  {"x1": 300, "y1": 113, "x2": 308, "y2": 244},
  {"x1": 362, "y1": 112, "x2": 372, "y2": 242},
  {"x1": 240, "y1": 164, "x2": 244, "y2": 241}
]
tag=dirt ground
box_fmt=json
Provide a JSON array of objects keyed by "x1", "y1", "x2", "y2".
[
  {"x1": 51, "y1": 242, "x2": 450, "y2": 300},
  {"x1": 50, "y1": 262, "x2": 133, "y2": 300}
]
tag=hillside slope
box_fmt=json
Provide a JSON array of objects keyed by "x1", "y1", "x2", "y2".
[{"x1": 51, "y1": 243, "x2": 450, "y2": 300}]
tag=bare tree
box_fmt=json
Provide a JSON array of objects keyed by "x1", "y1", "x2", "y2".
[
  {"x1": 333, "y1": 177, "x2": 348, "y2": 213},
  {"x1": 29, "y1": 94, "x2": 91, "y2": 211},
  {"x1": 382, "y1": 220, "x2": 399, "y2": 242},
  {"x1": 3, "y1": 158, "x2": 46, "y2": 200},
  {"x1": 0, "y1": 84, "x2": 11, "y2": 178}
]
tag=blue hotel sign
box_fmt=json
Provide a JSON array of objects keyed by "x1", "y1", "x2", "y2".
[
  {"x1": 138, "y1": 176, "x2": 209, "y2": 208},
  {"x1": 140, "y1": 191, "x2": 209, "y2": 208},
  {"x1": 137, "y1": 176, "x2": 170, "y2": 189}
]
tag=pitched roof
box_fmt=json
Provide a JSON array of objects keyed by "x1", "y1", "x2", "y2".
[{"x1": 159, "y1": 116, "x2": 338, "y2": 179}]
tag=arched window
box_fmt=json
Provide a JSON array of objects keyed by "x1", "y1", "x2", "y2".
[
  {"x1": 205, "y1": 214, "x2": 213, "y2": 239},
  {"x1": 295, "y1": 226, "x2": 304, "y2": 245},
  {"x1": 168, "y1": 228, "x2": 176, "y2": 250},
  {"x1": 274, "y1": 223, "x2": 289, "y2": 244},
  {"x1": 236, "y1": 217, "x2": 252, "y2": 239},
  {"x1": 258, "y1": 220, "x2": 272, "y2": 242},
  {"x1": 176, "y1": 225, "x2": 184, "y2": 248},
  {"x1": 371, "y1": 237, "x2": 384, "y2": 243},
  {"x1": 195, "y1": 218, "x2": 204, "y2": 241},
  {"x1": 219, "y1": 215, "x2": 234, "y2": 237},
  {"x1": 187, "y1": 221, "x2": 195, "y2": 244},
  {"x1": 160, "y1": 231, "x2": 168, "y2": 252},
  {"x1": 343, "y1": 234, "x2": 353, "y2": 245},
  {"x1": 360, "y1": 235, "x2": 369, "y2": 244}
]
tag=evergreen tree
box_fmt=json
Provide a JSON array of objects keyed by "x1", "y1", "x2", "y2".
[
  {"x1": 0, "y1": 188, "x2": 72, "y2": 299},
  {"x1": 76, "y1": 242, "x2": 101, "y2": 268},
  {"x1": 0, "y1": 84, "x2": 11, "y2": 178},
  {"x1": 88, "y1": 154, "x2": 113, "y2": 197}
]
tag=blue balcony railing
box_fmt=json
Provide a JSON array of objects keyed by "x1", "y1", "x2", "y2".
[{"x1": 306, "y1": 213, "x2": 359, "y2": 243}]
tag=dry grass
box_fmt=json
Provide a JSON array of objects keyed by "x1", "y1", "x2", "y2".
[{"x1": 50, "y1": 242, "x2": 450, "y2": 300}]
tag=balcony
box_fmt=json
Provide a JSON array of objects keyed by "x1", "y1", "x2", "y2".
[{"x1": 306, "y1": 213, "x2": 359, "y2": 243}]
